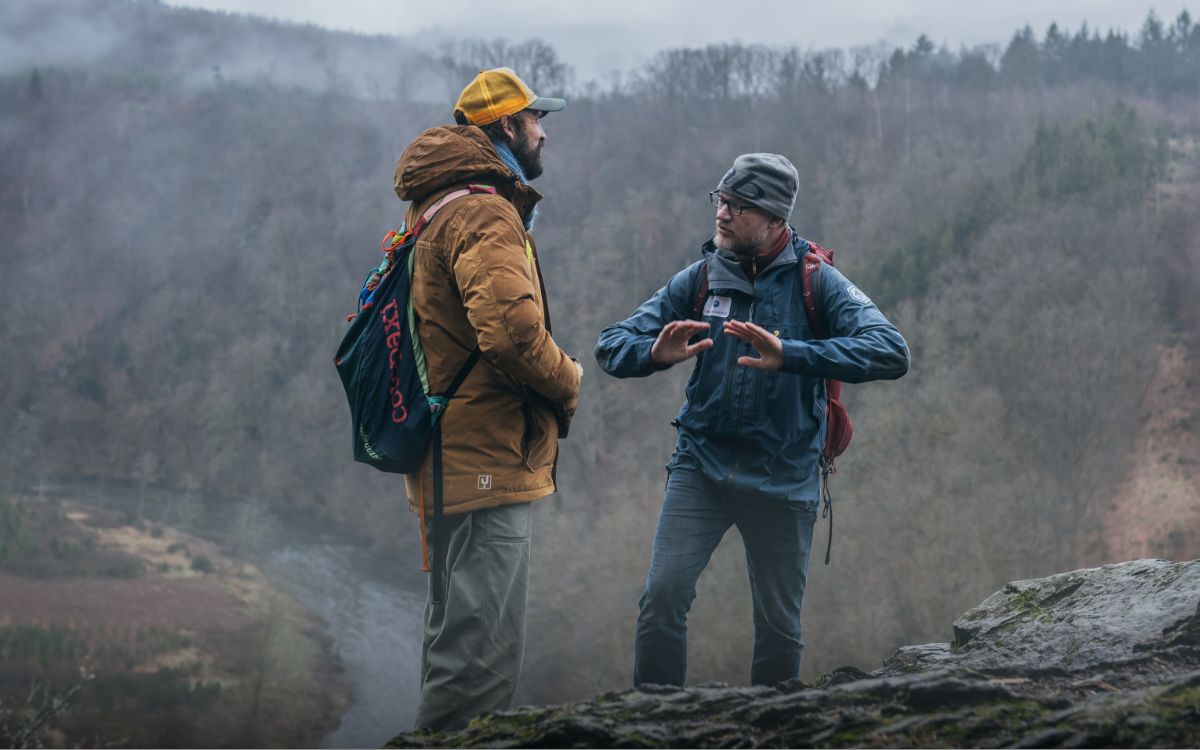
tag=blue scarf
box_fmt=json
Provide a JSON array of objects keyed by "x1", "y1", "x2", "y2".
[{"x1": 491, "y1": 139, "x2": 538, "y2": 230}]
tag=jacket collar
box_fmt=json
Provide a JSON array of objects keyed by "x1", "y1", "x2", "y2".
[{"x1": 701, "y1": 228, "x2": 803, "y2": 294}]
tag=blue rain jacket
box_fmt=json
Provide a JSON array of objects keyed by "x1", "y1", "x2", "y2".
[{"x1": 594, "y1": 231, "x2": 910, "y2": 503}]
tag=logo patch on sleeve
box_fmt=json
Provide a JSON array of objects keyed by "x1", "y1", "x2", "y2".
[
  {"x1": 703, "y1": 295, "x2": 732, "y2": 318},
  {"x1": 847, "y1": 286, "x2": 872, "y2": 305}
]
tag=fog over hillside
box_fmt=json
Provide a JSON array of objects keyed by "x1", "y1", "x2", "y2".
[
  {"x1": 0, "y1": 0, "x2": 450, "y2": 100},
  {"x1": 161, "y1": 0, "x2": 1160, "y2": 85}
]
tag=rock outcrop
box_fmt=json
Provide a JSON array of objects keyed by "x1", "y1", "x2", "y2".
[{"x1": 387, "y1": 559, "x2": 1200, "y2": 748}]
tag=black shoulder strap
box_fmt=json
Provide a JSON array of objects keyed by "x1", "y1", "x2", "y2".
[
  {"x1": 429, "y1": 346, "x2": 481, "y2": 604},
  {"x1": 441, "y1": 348, "x2": 482, "y2": 400},
  {"x1": 691, "y1": 261, "x2": 710, "y2": 320}
]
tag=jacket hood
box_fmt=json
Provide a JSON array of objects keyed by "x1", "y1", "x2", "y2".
[{"x1": 394, "y1": 125, "x2": 541, "y2": 217}]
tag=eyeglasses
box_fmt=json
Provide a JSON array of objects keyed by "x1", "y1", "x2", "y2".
[{"x1": 709, "y1": 191, "x2": 754, "y2": 216}]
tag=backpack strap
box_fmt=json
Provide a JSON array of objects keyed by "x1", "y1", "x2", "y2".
[
  {"x1": 428, "y1": 349, "x2": 483, "y2": 420},
  {"x1": 424, "y1": 347, "x2": 484, "y2": 596},
  {"x1": 410, "y1": 183, "x2": 497, "y2": 237},
  {"x1": 801, "y1": 241, "x2": 844, "y2": 566},
  {"x1": 414, "y1": 184, "x2": 494, "y2": 598},
  {"x1": 801, "y1": 244, "x2": 844, "y2": 437},
  {"x1": 801, "y1": 242, "x2": 833, "y2": 338},
  {"x1": 691, "y1": 262, "x2": 710, "y2": 320},
  {"x1": 363, "y1": 184, "x2": 499, "y2": 317}
]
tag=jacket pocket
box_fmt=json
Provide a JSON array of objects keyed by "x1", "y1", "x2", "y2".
[
  {"x1": 521, "y1": 392, "x2": 557, "y2": 471},
  {"x1": 748, "y1": 324, "x2": 797, "y2": 423}
]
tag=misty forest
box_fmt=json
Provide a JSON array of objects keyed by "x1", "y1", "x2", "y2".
[{"x1": 2, "y1": 0, "x2": 1199, "y2": 746}]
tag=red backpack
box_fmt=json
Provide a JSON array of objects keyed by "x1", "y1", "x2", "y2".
[
  {"x1": 798, "y1": 242, "x2": 853, "y2": 470},
  {"x1": 692, "y1": 241, "x2": 851, "y2": 563},
  {"x1": 691, "y1": 241, "x2": 852, "y2": 468}
]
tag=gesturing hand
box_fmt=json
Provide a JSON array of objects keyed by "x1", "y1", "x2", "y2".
[
  {"x1": 650, "y1": 320, "x2": 714, "y2": 365},
  {"x1": 723, "y1": 320, "x2": 783, "y2": 371}
]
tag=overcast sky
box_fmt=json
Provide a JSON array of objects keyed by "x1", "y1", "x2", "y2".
[{"x1": 161, "y1": 0, "x2": 1170, "y2": 83}]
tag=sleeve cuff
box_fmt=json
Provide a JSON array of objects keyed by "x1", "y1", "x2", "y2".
[
  {"x1": 781, "y1": 339, "x2": 810, "y2": 374},
  {"x1": 637, "y1": 339, "x2": 673, "y2": 373}
]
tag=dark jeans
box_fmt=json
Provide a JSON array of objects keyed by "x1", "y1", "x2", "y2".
[{"x1": 634, "y1": 464, "x2": 817, "y2": 687}]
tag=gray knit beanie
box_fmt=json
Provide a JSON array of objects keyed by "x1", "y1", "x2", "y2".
[{"x1": 715, "y1": 153, "x2": 799, "y2": 220}]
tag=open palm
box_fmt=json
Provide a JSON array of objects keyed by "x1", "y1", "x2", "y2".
[
  {"x1": 723, "y1": 320, "x2": 783, "y2": 370},
  {"x1": 651, "y1": 320, "x2": 714, "y2": 365}
]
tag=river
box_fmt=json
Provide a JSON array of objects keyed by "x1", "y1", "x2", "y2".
[
  {"x1": 263, "y1": 538, "x2": 426, "y2": 748},
  {"x1": 35, "y1": 478, "x2": 427, "y2": 749}
]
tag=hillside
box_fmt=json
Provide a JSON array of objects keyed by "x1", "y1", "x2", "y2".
[
  {"x1": 0, "y1": 1, "x2": 1198, "y2": 739},
  {"x1": 1098, "y1": 137, "x2": 1200, "y2": 563},
  {"x1": 0, "y1": 0, "x2": 569, "y2": 101},
  {"x1": 0, "y1": 492, "x2": 346, "y2": 747}
]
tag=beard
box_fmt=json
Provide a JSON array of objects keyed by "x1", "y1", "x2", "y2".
[
  {"x1": 512, "y1": 132, "x2": 544, "y2": 180},
  {"x1": 713, "y1": 221, "x2": 772, "y2": 257}
]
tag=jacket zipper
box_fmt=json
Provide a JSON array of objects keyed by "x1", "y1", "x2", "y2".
[
  {"x1": 734, "y1": 299, "x2": 756, "y2": 432},
  {"x1": 721, "y1": 304, "x2": 740, "y2": 418},
  {"x1": 751, "y1": 353, "x2": 765, "y2": 420},
  {"x1": 740, "y1": 260, "x2": 759, "y2": 431}
]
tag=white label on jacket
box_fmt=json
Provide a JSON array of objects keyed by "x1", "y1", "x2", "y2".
[
  {"x1": 847, "y1": 286, "x2": 871, "y2": 305},
  {"x1": 477, "y1": 474, "x2": 492, "y2": 490},
  {"x1": 703, "y1": 295, "x2": 732, "y2": 318}
]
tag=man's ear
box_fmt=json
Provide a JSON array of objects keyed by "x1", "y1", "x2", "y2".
[{"x1": 499, "y1": 114, "x2": 518, "y2": 142}]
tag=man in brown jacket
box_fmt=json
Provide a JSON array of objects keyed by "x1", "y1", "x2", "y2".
[{"x1": 393, "y1": 68, "x2": 581, "y2": 731}]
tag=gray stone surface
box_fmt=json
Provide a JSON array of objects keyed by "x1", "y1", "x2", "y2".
[
  {"x1": 884, "y1": 559, "x2": 1200, "y2": 674},
  {"x1": 387, "y1": 559, "x2": 1200, "y2": 748}
]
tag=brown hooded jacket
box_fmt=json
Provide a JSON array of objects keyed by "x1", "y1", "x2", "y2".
[{"x1": 394, "y1": 126, "x2": 580, "y2": 518}]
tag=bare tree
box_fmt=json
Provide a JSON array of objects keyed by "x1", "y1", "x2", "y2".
[{"x1": 132, "y1": 451, "x2": 159, "y2": 525}]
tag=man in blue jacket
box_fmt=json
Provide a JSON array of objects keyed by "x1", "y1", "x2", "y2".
[{"x1": 594, "y1": 153, "x2": 909, "y2": 687}]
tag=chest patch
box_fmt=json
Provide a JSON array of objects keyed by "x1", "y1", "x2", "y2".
[{"x1": 703, "y1": 295, "x2": 732, "y2": 319}]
